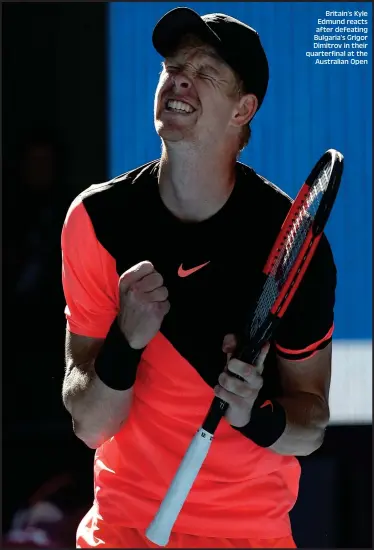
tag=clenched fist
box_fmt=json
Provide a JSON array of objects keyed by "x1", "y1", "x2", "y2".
[{"x1": 118, "y1": 261, "x2": 170, "y2": 349}]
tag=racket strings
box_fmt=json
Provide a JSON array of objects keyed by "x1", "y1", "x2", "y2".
[
  {"x1": 249, "y1": 161, "x2": 333, "y2": 339},
  {"x1": 278, "y1": 161, "x2": 332, "y2": 279}
]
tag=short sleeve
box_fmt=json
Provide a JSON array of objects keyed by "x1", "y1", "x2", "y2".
[
  {"x1": 273, "y1": 233, "x2": 337, "y2": 360},
  {"x1": 61, "y1": 197, "x2": 119, "y2": 338}
]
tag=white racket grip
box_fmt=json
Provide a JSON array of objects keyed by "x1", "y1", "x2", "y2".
[{"x1": 146, "y1": 427, "x2": 213, "y2": 547}]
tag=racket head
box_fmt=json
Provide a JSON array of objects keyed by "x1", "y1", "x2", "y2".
[
  {"x1": 237, "y1": 148, "x2": 344, "y2": 364},
  {"x1": 310, "y1": 149, "x2": 344, "y2": 234}
]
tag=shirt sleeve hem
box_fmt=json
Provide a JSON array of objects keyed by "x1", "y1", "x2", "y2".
[
  {"x1": 66, "y1": 318, "x2": 112, "y2": 340},
  {"x1": 275, "y1": 323, "x2": 334, "y2": 359}
]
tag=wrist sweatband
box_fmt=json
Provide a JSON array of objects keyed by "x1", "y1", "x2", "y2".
[
  {"x1": 94, "y1": 319, "x2": 144, "y2": 391},
  {"x1": 232, "y1": 398, "x2": 287, "y2": 448}
]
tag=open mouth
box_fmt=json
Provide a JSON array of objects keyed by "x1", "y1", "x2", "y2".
[{"x1": 165, "y1": 99, "x2": 196, "y2": 114}]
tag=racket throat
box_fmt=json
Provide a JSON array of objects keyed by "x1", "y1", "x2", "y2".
[{"x1": 239, "y1": 312, "x2": 279, "y2": 363}]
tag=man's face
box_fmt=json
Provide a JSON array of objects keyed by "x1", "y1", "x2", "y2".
[{"x1": 154, "y1": 39, "x2": 244, "y2": 147}]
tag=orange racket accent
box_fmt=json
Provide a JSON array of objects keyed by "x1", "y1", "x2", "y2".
[
  {"x1": 276, "y1": 234, "x2": 322, "y2": 317},
  {"x1": 263, "y1": 184, "x2": 310, "y2": 276}
]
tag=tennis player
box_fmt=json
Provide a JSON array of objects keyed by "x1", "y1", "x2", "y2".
[{"x1": 62, "y1": 8, "x2": 336, "y2": 548}]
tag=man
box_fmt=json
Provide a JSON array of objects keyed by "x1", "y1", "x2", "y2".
[{"x1": 61, "y1": 8, "x2": 336, "y2": 549}]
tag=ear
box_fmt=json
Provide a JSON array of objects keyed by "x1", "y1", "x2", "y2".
[{"x1": 231, "y1": 94, "x2": 258, "y2": 128}]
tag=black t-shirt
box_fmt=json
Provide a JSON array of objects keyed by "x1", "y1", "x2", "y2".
[{"x1": 81, "y1": 159, "x2": 336, "y2": 398}]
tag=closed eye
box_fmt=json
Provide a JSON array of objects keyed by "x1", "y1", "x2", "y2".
[
  {"x1": 163, "y1": 62, "x2": 180, "y2": 73},
  {"x1": 199, "y1": 72, "x2": 214, "y2": 80},
  {"x1": 199, "y1": 64, "x2": 220, "y2": 78}
]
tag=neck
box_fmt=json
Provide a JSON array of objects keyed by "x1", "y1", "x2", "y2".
[{"x1": 158, "y1": 141, "x2": 237, "y2": 222}]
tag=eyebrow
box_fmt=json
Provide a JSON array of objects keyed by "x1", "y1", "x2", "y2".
[
  {"x1": 203, "y1": 50, "x2": 224, "y2": 63},
  {"x1": 199, "y1": 63, "x2": 220, "y2": 76},
  {"x1": 164, "y1": 53, "x2": 225, "y2": 76}
]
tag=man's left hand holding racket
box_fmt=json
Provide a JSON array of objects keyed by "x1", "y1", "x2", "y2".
[{"x1": 217, "y1": 334, "x2": 270, "y2": 428}]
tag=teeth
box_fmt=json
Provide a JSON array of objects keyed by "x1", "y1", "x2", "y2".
[{"x1": 167, "y1": 100, "x2": 194, "y2": 113}]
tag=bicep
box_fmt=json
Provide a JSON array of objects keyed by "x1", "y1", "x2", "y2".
[
  {"x1": 276, "y1": 342, "x2": 332, "y2": 400},
  {"x1": 271, "y1": 234, "x2": 336, "y2": 400}
]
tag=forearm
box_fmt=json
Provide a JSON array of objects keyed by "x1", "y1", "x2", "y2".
[
  {"x1": 64, "y1": 319, "x2": 144, "y2": 447},
  {"x1": 270, "y1": 392, "x2": 329, "y2": 456},
  {"x1": 63, "y1": 366, "x2": 133, "y2": 449}
]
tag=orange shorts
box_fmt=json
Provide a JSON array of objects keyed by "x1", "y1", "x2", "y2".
[{"x1": 77, "y1": 524, "x2": 296, "y2": 548}]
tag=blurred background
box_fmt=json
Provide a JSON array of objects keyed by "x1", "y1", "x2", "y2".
[{"x1": 2, "y1": 2, "x2": 372, "y2": 548}]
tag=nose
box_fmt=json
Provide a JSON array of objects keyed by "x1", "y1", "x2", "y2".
[{"x1": 172, "y1": 72, "x2": 192, "y2": 91}]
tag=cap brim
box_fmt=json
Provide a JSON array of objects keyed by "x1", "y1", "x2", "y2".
[{"x1": 152, "y1": 7, "x2": 221, "y2": 57}]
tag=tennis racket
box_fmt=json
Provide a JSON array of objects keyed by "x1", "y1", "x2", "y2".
[{"x1": 146, "y1": 148, "x2": 344, "y2": 547}]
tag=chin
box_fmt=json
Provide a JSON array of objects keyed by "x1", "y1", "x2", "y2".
[{"x1": 155, "y1": 119, "x2": 187, "y2": 142}]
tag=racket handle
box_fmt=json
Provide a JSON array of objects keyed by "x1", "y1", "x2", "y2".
[
  {"x1": 146, "y1": 427, "x2": 213, "y2": 547},
  {"x1": 200, "y1": 342, "x2": 263, "y2": 434}
]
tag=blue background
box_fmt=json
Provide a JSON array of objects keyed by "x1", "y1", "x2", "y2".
[{"x1": 108, "y1": 2, "x2": 372, "y2": 341}]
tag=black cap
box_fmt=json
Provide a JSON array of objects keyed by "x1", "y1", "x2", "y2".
[{"x1": 152, "y1": 7, "x2": 269, "y2": 109}]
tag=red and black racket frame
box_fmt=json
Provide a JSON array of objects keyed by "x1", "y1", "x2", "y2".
[{"x1": 202, "y1": 150, "x2": 344, "y2": 435}]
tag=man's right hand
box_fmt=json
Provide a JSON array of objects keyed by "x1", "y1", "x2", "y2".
[{"x1": 118, "y1": 261, "x2": 170, "y2": 349}]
